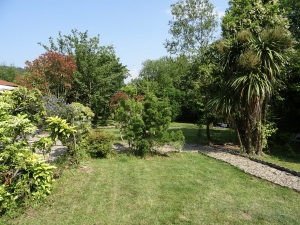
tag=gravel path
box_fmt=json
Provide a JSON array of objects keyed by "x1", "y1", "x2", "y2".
[
  {"x1": 182, "y1": 144, "x2": 300, "y2": 192},
  {"x1": 28, "y1": 133, "x2": 67, "y2": 163}
]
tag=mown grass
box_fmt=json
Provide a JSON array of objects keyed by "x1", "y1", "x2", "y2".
[
  {"x1": 169, "y1": 122, "x2": 239, "y2": 144},
  {"x1": 3, "y1": 153, "x2": 299, "y2": 225}
]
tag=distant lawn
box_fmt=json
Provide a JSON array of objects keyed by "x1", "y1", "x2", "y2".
[
  {"x1": 100, "y1": 122, "x2": 238, "y2": 144},
  {"x1": 5, "y1": 153, "x2": 300, "y2": 225},
  {"x1": 100, "y1": 122, "x2": 300, "y2": 172},
  {"x1": 168, "y1": 122, "x2": 238, "y2": 144}
]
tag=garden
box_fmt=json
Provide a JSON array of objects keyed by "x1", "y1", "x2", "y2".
[{"x1": 1, "y1": 0, "x2": 300, "y2": 223}]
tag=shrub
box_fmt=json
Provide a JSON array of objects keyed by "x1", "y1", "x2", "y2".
[
  {"x1": 168, "y1": 130, "x2": 185, "y2": 150},
  {"x1": 0, "y1": 145, "x2": 55, "y2": 215},
  {"x1": 1, "y1": 87, "x2": 46, "y2": 126},
  {"x1": 0, "y1": 89, "x2": 57, "y2": 215},
  {"x1": 84, "y1": 130, "x2": 116, "y2": 158},
  {"x1": 111, "y1": 92, "x2": 172, "y2": 156},
  {"x1": 43, "y1": 95, "x2": 74, "y2": 123}
]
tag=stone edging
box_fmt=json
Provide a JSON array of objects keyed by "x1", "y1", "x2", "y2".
[{"x1": 225, "y1": 148, "x2": 300, "y2": 178}]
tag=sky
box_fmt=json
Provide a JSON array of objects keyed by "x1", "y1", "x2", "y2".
[{"x1": 0, "y1": 0, "x2": 228, "y2": 83}]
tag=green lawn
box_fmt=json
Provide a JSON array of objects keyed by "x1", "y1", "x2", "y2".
[
  {"x1": 169, "y1": 122, "x2": 239, "y2": 144},
  {"x1": 4, "y1": 153, "x2": 300, "y2": 225}
]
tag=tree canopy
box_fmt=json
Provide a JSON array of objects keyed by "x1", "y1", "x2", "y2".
[
  {"x1": 16, "y1": 51, "x2": 76, "y2": 98},
  {"x1": 165, "y1": 0, "x2": 218, "y2": 55},
  {"x1": 39, "y1": 30, "x2": 129, "y2": 124},
  {"x1": 211, "y1": 0, "x2": 294, "y2": 155}
]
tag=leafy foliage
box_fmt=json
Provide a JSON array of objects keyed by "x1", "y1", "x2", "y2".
[
  {"x1": 39, "y1": 29, "x2": 128, "y2": 124},
  {"x1": 82, "y1": 130, "x2": 116, "y2": 158},
  {"x1": 15, "y1": 51, "x2": 76, "y2": 99},
  {"x1": 280, "y1": 0, "x2": 300, "y2": 43},
  {"x1": 46, "y1": 116, "x2": 75, "y2": 145},
  {"x1": 43, "y1": 95, "x2": 74, "y2": 122},
  {"x1": 222, "y1": 0, "x2": 289, "y2": 37},
  {"x1": 111, "y1": 92, "x2": 172, "y2": 156},
  {"x1": 1, "y1": 87, "x2": 46, "y2": 125},
  {"x1": 0, "y1": 89, "x2": 56, "y2": 215}
]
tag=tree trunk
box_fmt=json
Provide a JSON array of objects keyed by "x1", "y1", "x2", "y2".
[
  {"x1": 206, "y1": 119, "x2": 211, "y2": 142},
  {"x1": 245, "y1": 118, "x2": 252, "y2": 154},
  {"x1": 231, "y1": 116, "x2": 243, "y2": 148},
  {"x1": 255, "y1": 102, "x2": 263, "y2": 155}
]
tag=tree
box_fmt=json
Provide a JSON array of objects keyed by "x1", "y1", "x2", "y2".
[
  {"x1": 39, "y1": 30, "x2": 128, "y2": 124},
  {"x1": 137, "y1": 56, "x2": 187, "y2": 121},
  {"x1": 165, "y1": 0, "x2": 218, "y2": 55},
  {"x1": 15, "y1": 52, "x2": 76, "y2": 99},
  {"x1": 0, "y1": 63, "x2": 23, "y2": 82},
  {"x1": 279, "y1": 0, "x2": 300, "y2": 43},
  {"x1": 271, "y1": 0, "x2": 300, "y2": 137},
  {"x1": 214, "y1": 0, "x2": 294, "y2": 155},
  {"x1": 111, "y1": 91, "x2": 172, "y2": 156},
  {"x1": 164, "y1": 0, "x2": 219, "y2": 141},
  {"x1": 222, "y1": 0, "x2": 289, "y2": 37}
]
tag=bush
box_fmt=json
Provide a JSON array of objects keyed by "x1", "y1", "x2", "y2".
[
  {"x1": 84, "y1": 130, "x2": 116, "y2": 158},
  {"x1": 0, "y1": 146, "x2": 55, "y2": 215},
  {"x1": 112, "y1": 92, "x2": 172, "y2": 156},
  {"x1": 43, "y1": 95, "x2": 74, "y2": 122},
  {"x1": 0, "y1": 88, "x2": 57, "y2": 215},
  {"x1": 134, "y1": 139, "x2": 151, "y2": 157},
  {"x1": 168, "y1": 130, "x2": 185, "y2": 150}
]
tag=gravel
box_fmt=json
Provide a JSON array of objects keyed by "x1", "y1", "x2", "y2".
[{"x1": 182, "y1": 144, "x2": 300, "y2": 192}]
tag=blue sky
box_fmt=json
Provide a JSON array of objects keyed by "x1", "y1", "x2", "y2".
[{"x1": 0, "y1": 0, "x2": 228, "y2": 82}]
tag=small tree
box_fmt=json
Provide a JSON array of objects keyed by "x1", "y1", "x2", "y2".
[
  {"x1": 16, "y1": 51, "x2": 76, "y2": 99},
  {"x1": 111, "y1": 92, "x2": 172, "y2": 156}
]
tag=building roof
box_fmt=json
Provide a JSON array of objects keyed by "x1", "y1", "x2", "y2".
[{"x1": 0, "y1": 80, "x2": 18, "y2": 87}]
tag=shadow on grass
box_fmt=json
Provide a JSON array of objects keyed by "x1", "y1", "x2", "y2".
[
  {"x1": 168, "y1": 127, "x2": 200, "y2": 144},
  {"x1": 168, "y1": 126, "x2": 239, "y2": 145}
]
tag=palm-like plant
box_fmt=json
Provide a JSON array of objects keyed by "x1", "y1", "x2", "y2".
[{"x1": 213, "y1": 27, "x2": 293, "y2": 155}]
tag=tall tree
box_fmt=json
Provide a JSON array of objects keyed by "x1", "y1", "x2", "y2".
[
  {"x1": 165, "y1": 0, "x2": 219, "y2": 141},
  {"x1": 222, "y1": 0, "x2": 289, "y2": 37},
  {"x1": 39, "y1": 30, "x2": 129, "y2": 124},
  {"x1": 279, "y1": 0, "x2": 300, "y2": 42},
  {"x1": 271, "y1": 0, "x2": 300, "y2": 136},
  {"x1": 165, "y1": 0, "x2": 218, "y2": 55},
  {"x1": 137, "y1": 56, "x2": 188, "y2": 121},
  {"x1": 214, "y1": 0, "x2": 294, "y2": 155}
]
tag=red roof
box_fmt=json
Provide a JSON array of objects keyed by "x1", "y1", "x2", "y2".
[{"x1": 0, "y1": 80, "x2": 18, "y2": 87}]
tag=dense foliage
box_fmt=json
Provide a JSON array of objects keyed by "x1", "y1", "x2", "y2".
[
  {"x1": 39, "y1": 29, "x2": 129, "y2": 124},
  {"x1": 0, "y1": 63, "x2": 23, "y2": 82},
  {"x1": 0, "y1": 87, "x2": 99, "y2": 216},
  {"x1": 0, "y1": 88, "x2": 55, "y2": 215},
  {"x1": 15, "y1": 51, "x2": 77, "y2": 99},
  {"x1": 111, "y1": 91, "x2": 181, "y2": 156}
]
